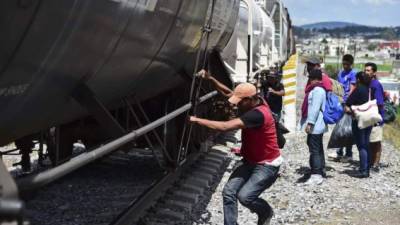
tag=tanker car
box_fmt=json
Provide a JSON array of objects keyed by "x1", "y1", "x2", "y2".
[{"x1": 0, "y1": 0, "x2": 294, "y2": 219}]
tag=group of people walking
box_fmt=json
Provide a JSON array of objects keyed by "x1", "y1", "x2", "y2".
[{"x1": 188, "y1": 54, "x2": 388, "y2": 225}]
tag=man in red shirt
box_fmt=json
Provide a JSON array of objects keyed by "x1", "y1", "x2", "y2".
[{"x1": 190, "y1": 70, "x2": 282, "y2": 225}]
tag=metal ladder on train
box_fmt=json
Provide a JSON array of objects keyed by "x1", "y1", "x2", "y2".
[{"x1": 176, "y1": 0, "x2": 216, "y2": 165}]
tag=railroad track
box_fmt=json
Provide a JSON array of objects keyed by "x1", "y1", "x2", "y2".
[
  {"x1": 18, "y1": 132, "x2": 236, "y2": 225},
  {"x1": 113, "y1": 146, "x2": 230, "y2": 225},
  {"x1": 22, "y1": 149, "x2": 164, "y2": 225}
]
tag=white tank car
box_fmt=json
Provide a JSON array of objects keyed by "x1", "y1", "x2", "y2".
[{"x1": 221, "y1": 0, "x2": 294, "y2": 83}]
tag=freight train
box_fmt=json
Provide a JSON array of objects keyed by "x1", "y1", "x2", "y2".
[{"x1": 0, "y1": 0, "x2": 294, "y2": 219}]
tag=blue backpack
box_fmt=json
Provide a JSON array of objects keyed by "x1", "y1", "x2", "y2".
[{"x1": 322, "y1": 92, "x2": 344, "y2": 124}]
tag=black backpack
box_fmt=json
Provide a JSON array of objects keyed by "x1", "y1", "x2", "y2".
[
  {"x1": 383, "y1": 100, "x2": 397, "y2": 123},
  {"x1": 271, "y1": 112, "x2": 289, "y2": 149}
]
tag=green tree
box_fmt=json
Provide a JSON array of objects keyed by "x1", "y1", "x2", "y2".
[
  {"x1": 304, "y1": 29, "x2": 311, "y2": 38},
  {"x1": 325, "y1": 64, "x2": 338, "y2": 79},
  {"x1": 367, "y1": 43, "x2": 378, "y2": 51},
  {"x1": 382, "y1": 28, "x2": 397, "y2": 40},
  {"x1": 324, "y1": 45, "x2": 330, "y2": 56}
]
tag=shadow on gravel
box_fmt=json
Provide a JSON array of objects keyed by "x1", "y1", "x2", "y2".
[
  {"x1": 295, "y1": 166, "x2": 335, "y2": 183},
  {"x1": 341, "y1": 162, "x2": 390, "y2": 178},
  {"x1": 341, "y1": 169, "x2": 364, "y2": 178},
  {"x1": 340, "y1": 160, "x2": 360, "y2": 168},
  {"x1": 296, "y1": 174, "x2": 311, "y2": 183}
]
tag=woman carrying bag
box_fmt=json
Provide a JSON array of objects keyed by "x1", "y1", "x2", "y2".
[{"x1": 344, "y1": 72, "x2": 379, "y2": 178}]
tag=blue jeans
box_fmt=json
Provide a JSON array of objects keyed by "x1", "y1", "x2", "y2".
[
  {"x1": 352, "y1": 121, "x2": 372, "y2": 173},
  {"x1": 307, "y1": 134, "x2": 326, "y2": 175},
  {"x1": 222, "y1": 161, "x2": 279, "y2": 225}
]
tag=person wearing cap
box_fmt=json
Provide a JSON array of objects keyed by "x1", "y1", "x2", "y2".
[
  {"x1": 300, "y1": 69, "x2": 328, "y2": 185},
  {"x1": 260, "y1": 70, "x2": 285, "y2": 120},
  {"x1": 190, "y1": 69, "x2": 282, "y2": 225},
  {"x1": 304, "y1": 56, "x2": 333, "y2": 92}
]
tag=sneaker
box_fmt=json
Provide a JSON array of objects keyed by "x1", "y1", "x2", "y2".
[
  {"x1": 353, "y1": 171, "x2": 369, "y2": 178},
  {"x1": 328, "y1": 152, "x2": 341, "y2": 160},
  {"x1": 340, "y1": 156, "x2": 353, "y2": 163},
  {"x1": 371, "y1": 166, "x2": 380, "y2": 173},
  {"x1": 304, "y1": 174, "x2": 324, "y2": 185},
  {"x1": 258, "y1": 210, "x2": 273, "y2": 225}
]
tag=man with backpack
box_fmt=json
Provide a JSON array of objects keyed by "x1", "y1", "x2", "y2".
[
  {"x1": 301, "y1": 69, "x2": 328, "y2": 185},
  {"x1": 329, "y1": 54, "x2": 357, "y2": 162},
  {"x1": 303, "y1": 56, "x2": 343, "y2": 125}
]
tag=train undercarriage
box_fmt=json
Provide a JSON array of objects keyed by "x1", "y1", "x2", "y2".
[{"x1": 1, "y1": 0, "x2": 295, "y2": 222}]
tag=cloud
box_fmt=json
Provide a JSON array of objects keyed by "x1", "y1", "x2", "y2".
[
  {"x1": 282, "y1": 0, "x2": 400, "y2": 26},
  {"x1": 292, "y1": 17, "x2": 312, "y2": 26},
  {"x1": 352, "y1": 0, "x2": 399, "y2": 5}
]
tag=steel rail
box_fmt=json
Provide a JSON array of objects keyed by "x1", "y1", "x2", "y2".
[
  {"x1": 110, "y1": 151, "x2": 201, "y2": 225},
  {"x1": 17, "y1": 91, "x2": 217, "y2": 191}
]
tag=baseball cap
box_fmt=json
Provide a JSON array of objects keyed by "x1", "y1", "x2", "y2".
[
  {"x1": 302, "y1": 56, "x2": 321, "y2": 65},
  {"x1": 267, "y1": 71, "x2": 280, "y2": 78},
  {"x1": 228, "y1": 83, "x2": 257, "y2": 105}
]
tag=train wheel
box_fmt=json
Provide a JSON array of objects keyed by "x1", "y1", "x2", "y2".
[
  {"x1": 14, "y1": 136, "x2": 35, "y2": 173},
  {"x1": 45, "y1": 124, "x2": 76, "y2": 166}
]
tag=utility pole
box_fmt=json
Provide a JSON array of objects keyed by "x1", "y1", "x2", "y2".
[
  {"x1": 353, "y1": 40, "x2": 357, "y2": 58},
  {"x1": 246, "y1": 0, "x2": 254, "y2": 82},
  {"x1": 336, "y1": 33, "x2": 341, "y2": 72}
]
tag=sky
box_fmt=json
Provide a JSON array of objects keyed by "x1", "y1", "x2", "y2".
[{"x1": 281, "y1": 0, "x2": 400, "y2": 27}]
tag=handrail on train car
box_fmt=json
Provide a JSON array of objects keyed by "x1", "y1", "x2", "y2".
[{"x1": 17, "y1": 91, "x2": 218, "y2": 192}]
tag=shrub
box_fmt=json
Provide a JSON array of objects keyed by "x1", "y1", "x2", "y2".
[{"x1": 325, "y1": 64, "x2": 338, "y2": 79}]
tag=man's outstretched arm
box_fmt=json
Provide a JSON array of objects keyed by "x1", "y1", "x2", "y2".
[
  {"x1": 190, "y1": 116, "x2": 244, "y2": 132},
  {"x1": 198, "y1": 70, "x2": 233, "y2": 97}
]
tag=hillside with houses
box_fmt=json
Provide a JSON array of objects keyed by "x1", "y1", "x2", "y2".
[{"x1": 295, "y1": 22, "x2": 400, "y2": 80}]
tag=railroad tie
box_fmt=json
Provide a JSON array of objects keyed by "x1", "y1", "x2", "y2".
[
  {"x1": 154, "y1": 208, "x2": 185, "y2": 221},
  {"x1": 138, "y1": 139, "x2": 231, "y2": 225},
  {"x1": 180, "y1": 183, "x2": 205, "y2": 195}
]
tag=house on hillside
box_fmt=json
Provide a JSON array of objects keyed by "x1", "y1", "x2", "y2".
[
  {"x1": 326, "y1": 38, "x2": 350, "y2": 57},
  {"x1": 379, "y1": 41, "x2": 400, "y2": 50},
  {"x1": 378, "y1": 41, "x2": 400, "y2": 58}
]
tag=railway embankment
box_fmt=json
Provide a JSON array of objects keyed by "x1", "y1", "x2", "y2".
[
  {"x1": 191, "y1": 131, "x2": 400, "y2": 225},
  {"x1": 383, "y1": 115, "x2": 400, "y2": 150}
]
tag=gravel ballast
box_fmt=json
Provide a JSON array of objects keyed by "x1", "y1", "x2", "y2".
[{"x1": 191, "y1": 132, "x2": 400, "y2": 225}]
